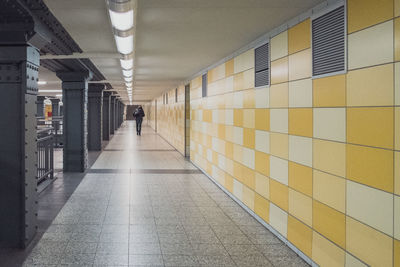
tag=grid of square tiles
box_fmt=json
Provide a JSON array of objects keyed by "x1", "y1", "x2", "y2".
[
  {"x1": 153, "y1": 85, "x2": 186, "y2": 155},
  {"x1": 23, "y1": 171, "x2": 309, "y2": 267},
  {"x1": 144, "y1": 99, "x2": 157, "y2": 130},
  {"x1": 187, "y1": 1, "x2": 400, "y2": 266}
]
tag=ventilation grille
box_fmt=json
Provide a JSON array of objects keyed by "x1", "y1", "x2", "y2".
[
  {"x1": 202, "y1": 73, "x2": 207, "y2": 97},
  {"x1": 255, "y1": 43, "x2": 269, "y2": 87},
  {"x1": 175, "y1": 88, "x2": 178, "y2": 103},
  {"x1": 312, "y1": 6, "x2": 345, "y2": 76}
]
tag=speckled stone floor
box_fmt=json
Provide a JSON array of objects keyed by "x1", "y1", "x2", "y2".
[{"x1": 19, "y1": 122, "x2": 309, "y2": 267}]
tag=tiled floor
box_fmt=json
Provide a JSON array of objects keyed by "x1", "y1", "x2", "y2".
[{"x1": 22, "y1": 122, "x2": 309, "y2": 267}]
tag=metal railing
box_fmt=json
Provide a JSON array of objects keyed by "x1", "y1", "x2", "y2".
[
  {"x1": 37, "y1": 116, "x2": 63, "y2": 147},
  {"x1": 37, "y1": 127, "x2": 54, "y2": 184}
]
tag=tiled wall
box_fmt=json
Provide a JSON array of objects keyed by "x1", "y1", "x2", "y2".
[
  {"x1": 144, "y1": 100, "x2": 156, "y2": 130},
  {"x1": 152, "y1": 0, "x2": 400, "y2": 266},
  {"x1": 153, "y1": 86, "x2": 186, "y2": 155}
]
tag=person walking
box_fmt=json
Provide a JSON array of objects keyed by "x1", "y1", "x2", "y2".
[{"x1": 133, "y1": 105, "x2": 145, "y2": 135}]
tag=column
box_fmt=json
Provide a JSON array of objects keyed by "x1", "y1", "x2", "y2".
[
  {"x1": 102, "y1": 91, "x2": 111, "y2": 141},
  {"x1": 0, "y1": 46, "x2": 39, "y2": 248},
  {"x1": 115, "y1": 99, "x2": 119, "y2": 130},
  {"x1": 110, "y1": 95, "x2": 116, "y2": 135},
  {"x1": 50, "y1": 98, "x2": 60, "y2": 117},
  {"x1": 36, "y1": 96, "x2": 45, "y2": 117},
  {"x1": 56, "y1": 71, "x2": 92, "y2": 172},
  {"x1": 87, "y1": 84, "x2": 104, "y2": 151}
]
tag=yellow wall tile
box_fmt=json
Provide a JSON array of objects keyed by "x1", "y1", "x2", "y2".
[
  {"x1": 288, "y1": 108, "x2": 312, "y2": 137},
  {"x1": 255, "y1": 109, "x2": 270, "y2": 131},
  {"x1": 346, "y1": 217, "x2": 393, "y2": 267},
  {"x1": 243, "y1": 128, "x2": 255, "y2": 149},
  {"x1": 347, "y1": 107, "x2": 394, "y2": 149},
  {"x1": 287, "y1": 215, "x2": 312, "y2": 257},
  {"x1": 396, "y1": 151, "x2": 400, "y2": 195},
  {"x1": 225, "y1": 141, "x2": 234, "y2": 159},
  {"x1": 288, "y1": 19, "x2": 311, "y2": 54},
  {"x1": 348, "y1": 20, "x2": 394, "y2": 70},
  {"x1": 271, "y1": 30, "x2": 288, "y2": 61},
  {"x1": 208, "y1": 64, "x2": 226, "y2": 83},
  {"x1": 288, "y1": 49, "x2": 311, "y2": 81},
  {"x1": 254, "y1": 193, "x2": 270, "y2": 223},
  {"x1": 270, "y1": 179, "x2": 288, "y2": 211},
  {"x1": 288, "y1": 162, "x2": 312, "y2": 197},
  {"x1": 347, "y1": 144, "x2": 394, "y2": 193},
  {"x1": 270, "y1": 132, "x2": 289, "y2": 159},
  {"x1": 289, "y1": 189, "x2": 312, "y2": 227},
  {"x1": 233, "y1": 109, "x2": 243, "y2": 127},
  {"x1": 255, "y1": 151, "x2": 270, "y2": 177},
  {"x1": 313, "y1": 140, "x2": 346, "y2": 177},
  {"x1": 243, "y1": 109, "x2": 255, "y2": 129},
  {"x1": 347, "y1": 63, "x2": 394, "y2": 107},
  {"x1": 313, "y1": 170, "x2": 346, "y2": 213},
  {"x1": 271, "y1": 57, "x2": 288, "y2": 84},
  {"x1": 233, "y1": 72, "x2": 244, "y2": 91},
  {"x1": 313, "y1": 200, "x2": 346, "y2": 249},
  {"x1": 396, "y1": 18, "x2": 400, "y2": 62},
  {"x1": 395, "y1": 239, "x2": 400, "y2": 267},
  {"x1": 270, "y1": 83, "x2": 289, "y2": 108},
  {"x1": 225, "y1": 59, "x2": 234, "y2": 77},
  {"x1": 312, "y1": 232, "x2": 345, "y2": 267},
  {"x1": 396, "y1": 107, "x2": 400, "y2": 150},
  {"x1": 218, "y1": 124, "x2": 225, "y2": 140},
  {"x1": 203, "y1": 110, "x2": 212, "y2": 123},
  {"x1": 255, "y1": 172, "x2": 269, "y2": 199},
  {"x1": 396, "y1": 0, "x2": 400, "y2": 17},
  {"x1": 347, "y1": 0, "x2": 394, "y2": 33},
  {"x1": 313, "y1": 74, "x2": 346, "y2": 107},
  {"x1": 347, "y1": 180, "x2": 394, "y2": 236}
]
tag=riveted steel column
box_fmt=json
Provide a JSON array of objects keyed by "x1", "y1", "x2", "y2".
[
  {"x1": 50, "y1": 98, "x2": 60, "y2": 117},
  {"x1": 88, "y1": 84, "x2": 104, "y2": 151},
  {"x1": 36, "y1": 95, "x2": 45, "y2": 117},
  {"x1": 0, "y1": 46, "x2": 39, "y2": 248},
  {"x1": 102, "y1": 91, "x2": 111, "y2": 141},
  {"x1": 110, "y1": 95, "x2": 116, "y2": 135},
  {"x1": 57, "y1": 71, "x2": 92, "y2": 172}
]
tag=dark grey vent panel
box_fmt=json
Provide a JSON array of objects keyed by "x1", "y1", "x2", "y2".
[
  {"x1": 255, "y1": 43, "x2": 269, "y2": 87},
  {"x1": 255, "y1": 69, "x2": 269, "y2": 87},
  {"x1": 202, "y1": 73, "x2": 207, "y2": 98},
  {"x1": 175, "y1": 88, "x2": 178, "y2": 103},
  {"x1": 312, "y1": 6, "x2": 345, "y2": 76}
]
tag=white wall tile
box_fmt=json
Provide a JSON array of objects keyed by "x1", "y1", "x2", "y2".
[
  {"x1": 233, "y1": 126, "x2": 243, "y2": 146},
  {"x1": 270, "y1": 109, "x2": 288, "y2": 134},
  {"x1": 233, "y1": 91, "x2": 244, "y2": 108},
  {"x1": 346, "y1": 180, "x2": 393, "y2": 236},
  {"x1": 289, "y1": 135, "x2": 312, "y2": 167},
  {"x1": 255, "y1": 130, "x2": 270, "y2": 153},
  {"x1": 348, "y1": 20, "x2": 394, "y2": 70},
  {"x1": 313, "y1": 108, "x2": 346, "y2": 142},
  {"x1": 242, "y1": 147, "x2": 255, "y2": 169},
  {"x1": 225, "y1": 109, "x2": 233, "y2": 125},
  {"x1": 289, "y1": 78, "x2": 312, "y2": 107},
  {"x1": 233, "y1": 179, "x2": 243, "y2": 201},
  {"x1": 269, "y1": 156, "x2": 288, "y2": 185},
  {"x1": 269, "y1": 203, "x2": 288, "y2": 237},
  {"x1": 271, "y1": 31, "x2": 288, "y2": 61},
  {"x1": 255, "y1": 87, "x2": 270, "y2": 108},
  {"x1": 395, "y1": 196, "x2": 400, "y2": 240},
  {"x1": 234, "y1": 49, "x2": 255, "y2": 74}
]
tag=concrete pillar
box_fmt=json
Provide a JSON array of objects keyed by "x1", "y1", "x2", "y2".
[
  {"x1": 102, "y1": 91, "x2": 111, "y2": 141},
  {"x1": 88, "y1": 84, "x2": 104, "y2": 151},
  {"x1": 50, "y1": 98, "x2": 60, "y2": 117},
  {"x1": 0, "y1": 46, "x2": 39, "y2": 248},
  {"x1": 110, "y1": 95, "x2": 116, "y2": 135},
  {"x1": 115, "y1": 99, "x2": 119, "y2": 130},
  {"x1": 56, "y1": 71, "x2": 92, "y2": 172},
  {"x1": 36, "y1": 96, "x2": 45, "y2": 117}
]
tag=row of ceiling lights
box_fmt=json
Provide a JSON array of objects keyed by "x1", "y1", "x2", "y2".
[{"x1": 107, "y1": 0, "x2": 136, "y2": 104}]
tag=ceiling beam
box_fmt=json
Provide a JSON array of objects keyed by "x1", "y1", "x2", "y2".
[{"x1": 41, "y1": 52, "x2": 121, "y2": 60}]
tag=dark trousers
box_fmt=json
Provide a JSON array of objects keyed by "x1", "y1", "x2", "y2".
[{"x1": 136, "y1": 118, "x2": 143, "y2": 134}]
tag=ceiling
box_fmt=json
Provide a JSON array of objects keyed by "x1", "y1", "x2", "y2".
[{"x1": 40, "y1": 0, "x2": 325, "y2": 103}]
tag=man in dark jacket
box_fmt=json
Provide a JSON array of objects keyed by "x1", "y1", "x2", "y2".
[{"x1": 133, "y1": 106, "x2": 145, "y2": 135}]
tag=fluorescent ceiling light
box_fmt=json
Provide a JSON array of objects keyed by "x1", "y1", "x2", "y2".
[
  {"x1": 39, "y1": 90, "x2": 62, "y2": 93},
  {"x1": 56, "y1": 94, "x2": 62, "y2": 97},
  {"x1": 120, "y1": 59, "x2": 133, "y2": 69},
  {"x1": 38, "y1": 81, "x2": 47, "y2": 85},
  {"x1": 109, "y1": 9, "x2": 134, "y2": 31},
  {"x1": 122, "y1": 69, "x2": 133, "y2": 77},
  {"x1": 114, "y1": 35, "x2": 133, "y2": 54},
  {"x1": 124, "y1": 76, "x2": 132, "y2": 82},
  {"x1": 125, "y1": 82, "x2": 132, "y2": 87}
]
